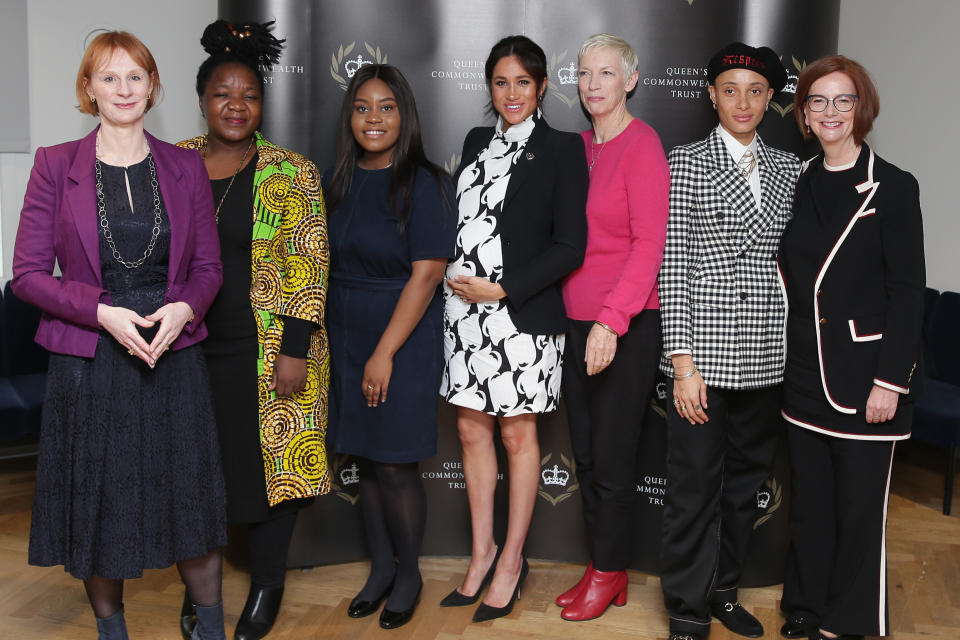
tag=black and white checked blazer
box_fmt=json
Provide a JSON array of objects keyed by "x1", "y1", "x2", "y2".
[{"x1": 659, "y1": 127, "x2": 800, "y2": 389}]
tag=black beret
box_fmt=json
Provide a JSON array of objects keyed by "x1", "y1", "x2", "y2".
[{"x1": 707, "y1": 42, "x2": 788, "y2": 93}]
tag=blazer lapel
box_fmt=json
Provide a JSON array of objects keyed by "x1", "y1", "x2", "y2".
[
  {"x1": 501, "y1": 117, "x2": 548, "y2": 213},
  {"x1": 705, "y1": 129, "x2": 753, "y2": 250},
  {"x1": 147, "y1": 131, "x2": 187, "y2": 280},
  {"x1": 742, "y1": 138, "x2": 793, "y2": 252},
  {"x1": 65, "y1": 127, "x2": 102, "y2": 277}
]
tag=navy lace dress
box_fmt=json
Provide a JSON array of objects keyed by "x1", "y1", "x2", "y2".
[{"x1": 28, "y1": 156, "x2": 227, "y2": 580}]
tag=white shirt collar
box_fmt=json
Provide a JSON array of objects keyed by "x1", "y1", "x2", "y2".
[
  {"x1": 716, "y1": 124, "x2": 758, "y2": 165},
  {"x1": 496, "y1": 110, "x2": 539, "y2": 143}
]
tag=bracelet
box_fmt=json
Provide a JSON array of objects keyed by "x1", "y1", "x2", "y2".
[
  {"x1": 594, "y1": 321, "x2": 617, "y2": 336},
  {"x1": 674, "y1": 368, "x2": 700, "y2": 380}
]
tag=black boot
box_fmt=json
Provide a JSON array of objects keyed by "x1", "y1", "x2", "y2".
[
  {"x1": 96, "y1": 606, "x2": 129, "y2": 640},
  {"x1": 181, "y1": 591, "x2": 197, "y2": 639},
  {"x1": 192, "y1": 601, "x2": 226, "y2": 640},
  {"x1": 235, "y1": 584, "x2": 284, "y2": 640}
]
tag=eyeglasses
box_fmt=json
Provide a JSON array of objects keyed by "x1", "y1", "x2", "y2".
[{"x1": 805, "y1": 94, "x2": 858, "y2": 112}]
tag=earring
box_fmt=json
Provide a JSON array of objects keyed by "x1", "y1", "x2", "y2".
[
  {"x1": 765, "y1": 101, "x2": 770, "y2": 111},
  {"x1": 148, "y1": 92, "x2": 152, "y2": 99},
  {"x1": 90, "y1": 96, "x2": 96, "y2": 103},
  {"x1": 805, "y1": 125, "x2": 811, "y2": 134},
  {"x1": 712, "y1": 102, "x2": 717, "y2": 110}
]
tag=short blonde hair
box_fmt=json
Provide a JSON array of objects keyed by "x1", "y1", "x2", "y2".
[
  {"x1": 578, "y1": 33, "x2": 639, "y2": 77},
  {"x1": 76, "y1": 31, "x2": 162, "y2": 116}
]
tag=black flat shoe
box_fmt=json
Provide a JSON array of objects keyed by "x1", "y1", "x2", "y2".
[
  {"x1": 710, "y1": 601, "x2": 763, "y2": 638},
  {"x1": 235, "y1": 583, "x2": 284, "y2": 640},
  {"x1": 347, "y1": 579, "x2": 393, "y2": 619},
  {"x1": 780, "y1": 614, "x2": 816, "y2": 638},
  {"x1": 472, "y1": 556, "x2": 529, "y2": 623},
  {"x1": 440, "y1": 545, "x2": 501, "y2": 607},
  {"x1": 379, "y1": 579, "x2": 422, "y2": 630},
  {"x1": 180, "y1": 591, "x2": 196, "y2": 640}
]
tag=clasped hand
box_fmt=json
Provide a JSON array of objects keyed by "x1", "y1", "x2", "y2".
[
  {"x1": 98, "y1": 301, "x2": 193, "y2": 368},
  {"x1": 446, "y1": 275, "x2": 505, "y2": 305}
]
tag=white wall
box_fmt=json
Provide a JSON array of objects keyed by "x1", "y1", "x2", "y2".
[
  {"x1": 838, "y1": 0, "x2": 958, "y2": 291},
  {"x1": 0, "y1": 0, "x2": 217, "y2": 279}
]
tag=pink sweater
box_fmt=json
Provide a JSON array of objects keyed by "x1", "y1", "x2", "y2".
[{"x1": 561, "y1": 118, "x2": 669, "y2": 336}]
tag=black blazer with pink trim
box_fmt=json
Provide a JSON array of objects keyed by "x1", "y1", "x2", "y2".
[{"x1": 785, "y1": 145, "x2": 925, "y2": 419}]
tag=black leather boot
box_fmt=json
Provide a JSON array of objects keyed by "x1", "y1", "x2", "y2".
[
  {"x1": 181, "y1": 591, "x2": 197, "y2": 639},
  {"x1": 235, "y1": 584, "x2": 284, "y2": 640}
]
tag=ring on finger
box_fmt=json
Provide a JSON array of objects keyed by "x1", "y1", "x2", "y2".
[
  {"x1": 679, "y1": 405, "x2": 687, "y2": 412},
  {"x1": 673, "y1": 399, "x2": 681, "y2": 407},
  {"x1": 694, "y1": 404, "x2": 702, "y2": 411}
]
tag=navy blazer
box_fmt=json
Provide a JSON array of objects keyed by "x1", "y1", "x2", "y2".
[
  {"x1": 783, "y1": 145, "x2": 925, "y2": 427},
  {"x1": 454, "y1": 119, "x2": 588, "y2": 335}
]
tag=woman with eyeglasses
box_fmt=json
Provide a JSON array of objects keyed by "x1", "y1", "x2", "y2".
[{"x1": 777, "y1": 55, "x2": 925, "y2": 640}]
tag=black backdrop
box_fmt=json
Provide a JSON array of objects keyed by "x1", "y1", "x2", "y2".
[{"x1": 219, "y1": 0, "x2": 839, "y2": 586}]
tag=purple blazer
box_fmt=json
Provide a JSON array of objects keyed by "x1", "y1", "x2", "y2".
[{"x1": 11, "y1": 127, "x2": 222, "y2": 358}]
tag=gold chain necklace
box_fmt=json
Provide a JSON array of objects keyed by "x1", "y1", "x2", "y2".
[{"x1": 204, "y1": 137, "x2": 254, "y2": 222}]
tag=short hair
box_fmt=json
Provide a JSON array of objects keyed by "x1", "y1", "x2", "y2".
[
  {"x1": 578, "y1": 33, "x2": 639, "y2": 78},
  {"x1": 76, "y1": 31, "x2": 162, "y2": 116},
  {"x1": 484, "y1": 35, "x2": 548, "y2": 93},
  {"x1": 793, "y1": 55, "x2": 879, "y2": 145}
]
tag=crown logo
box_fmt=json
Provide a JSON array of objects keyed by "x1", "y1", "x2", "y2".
[
  {"x1": 340, "y1": 462, "x2": 360, "y2": 486},
  {"x1": 344, "y1": 54, "x2": 372, "y2": 78},
  {"x1": 557, "y1": 62, "x2": 577, "y2": 85},
  {"x1": 756, "y1": 489, "x2": 771, "y2": 509},
  {"x1": 782, "y1": 71, "x2": 799, "y2": 95},
  {"x1": 541, "y1": 464, "x2": 570, "y2": 487}
]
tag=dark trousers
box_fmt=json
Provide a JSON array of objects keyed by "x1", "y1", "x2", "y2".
[
  {"x1": 247, "y1": 512, "x2": 299, "y2": 587},
  {"x1": 660, "y1": 383, "x2": 781, "y2": 635},
  {"x1": 562, "y1": 312, "x2": 661, "y2": 571},
  {"x1": 781, "y1": 425, "x2": 895, "y2": 637}
]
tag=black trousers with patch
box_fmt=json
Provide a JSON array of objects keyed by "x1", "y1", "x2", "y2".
[
  {"x1": 781, "y1": 424, "x2": 896, "y2": 637},
  {"x1": 562, "y1": 311, "x2": 661, "y2": 571},
  {"x1": 660, "y1": 383, "x2": 781, "y2": 635}
]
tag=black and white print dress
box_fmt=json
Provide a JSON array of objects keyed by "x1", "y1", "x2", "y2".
[{"x1": 440, "y1": 114, "x2": 564, "y2": 417}]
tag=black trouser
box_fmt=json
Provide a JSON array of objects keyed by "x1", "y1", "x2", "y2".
[
  {"x1": 781, "y1": 425, "x2": 896, "y2": 637},
  {"x1": 247, "y1": 512, "x2": 299, "y2": 587},
  {"x1": 660, "y1": 383, "x2": 781, "y2": 636},
  {"x1": 562, "y1": 312, "x2": 661, "y2": 571}
]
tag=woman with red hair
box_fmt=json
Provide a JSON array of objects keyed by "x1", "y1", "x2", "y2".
[
  {"x1": 778, "y1": 55, "x2": 925, "y2": 640},
  {"x1": 13, "y1": 31, "x2": 226, "y2": 639}
]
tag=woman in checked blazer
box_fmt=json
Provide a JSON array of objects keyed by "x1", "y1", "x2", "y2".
[{"x1": 657, "y1": 43, "x2": 800, "y2": 640}]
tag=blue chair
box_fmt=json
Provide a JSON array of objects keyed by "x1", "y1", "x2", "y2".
[
  {"x1": 0, "y1": 287, "x2": 28, "y2": 443},
  {"x1": 1, "y1": 282, "x2": 48, "y2": 445},
  {"x1": 913, "y1": 291, "x2": 960, "y2": 515}
]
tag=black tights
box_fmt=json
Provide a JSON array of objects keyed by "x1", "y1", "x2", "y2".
[
  {"x1": 84, "y1": 549, "x2": 223, "y2": 619},
  {"x1": 356, "y1": 459, "x2": 425, "y2": 611}
]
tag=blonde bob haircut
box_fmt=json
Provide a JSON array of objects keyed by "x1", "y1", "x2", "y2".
[
  {"x1": 76, "y1": 31, "x2": 162, "y2": 116},
  {"x1": 578, "y1": 33, "x2": 639, "y2": 78}
]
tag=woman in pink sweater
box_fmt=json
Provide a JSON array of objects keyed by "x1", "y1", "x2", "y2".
[{"x1": 555, "y1": 33, "x2": 669, "y2": 622}]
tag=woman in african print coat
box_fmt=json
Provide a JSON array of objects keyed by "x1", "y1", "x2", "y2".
[{"x1": 177, "y1": 21, "x2": 329, "y2": 640}]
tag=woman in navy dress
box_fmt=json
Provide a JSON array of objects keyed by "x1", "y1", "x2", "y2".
[{"x1": 323, "y1": 64, "x2": 455, "y2": 630}]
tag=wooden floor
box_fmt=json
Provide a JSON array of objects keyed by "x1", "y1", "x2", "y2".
[{"x1": 2, "y1": 442, "x2": 959, "y2": 639}]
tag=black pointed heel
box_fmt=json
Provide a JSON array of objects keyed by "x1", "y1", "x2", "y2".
[
  {"x1": 440, "y1": 545, "x2": 501, "y2": 607},
  {"x1": 472, "y1": 556, "x2": 529, "y2": 623}
]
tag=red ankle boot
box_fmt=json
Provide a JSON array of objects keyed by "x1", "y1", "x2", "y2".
[
  {"x1": 555, "y1": 562, "x2": 593, "y2": 607},
  {"x1": 560, "y1": 568, "x2": 627, "y2": 621}
]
